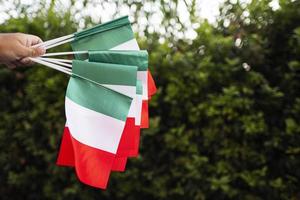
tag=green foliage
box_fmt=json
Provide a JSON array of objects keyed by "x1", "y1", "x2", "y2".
[{"x1": 0, "y1": 0, "x2": 299, "y2": 199}]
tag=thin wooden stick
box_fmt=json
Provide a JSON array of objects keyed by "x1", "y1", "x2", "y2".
[
  {"x1": 42, "y1": 51, "x2": 88, "y2": 57},
  {"x1": 33, "y1": 34, "x2": 74, "y2": 48},
  {"x1": 31, "y1": 58, "x2": 111, "y2": 89},
  {"x1": 37, "y1": 57, "x2": 72, "y2": 68},
  {"x1": 30, "y1": 58, "x2": 72, "y2": 75},
  {"x1": 39, "y1": 58, "x2": 73, "y2": 63},
  {"x1": 45, "y1": 38, "x2": 75, "y2": 50}
]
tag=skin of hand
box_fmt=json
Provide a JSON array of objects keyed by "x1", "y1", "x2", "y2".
[{"x1": 0, "y1": 33, "x2": 46, "y2": 68}]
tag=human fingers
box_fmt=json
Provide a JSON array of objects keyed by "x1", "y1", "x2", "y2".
[
  {"x1": 26, "y1": 34, "x2": 43, "y2": 46},
  {"x1": 19, "y1": 57, "x2": 33, "y2": 66},
  {"x1": 17, "y1": 45, "x2": 46, "y2": 58}
]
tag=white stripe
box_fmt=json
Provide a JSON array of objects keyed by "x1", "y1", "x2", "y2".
[
  {"x1": 135, "y1": 94, "x2": 143, "y2": 126},
  {"x1": 137, "y1": 71, "x2": 148, "y2": 100},
  {"x1": 110, "y1": 39, "x2": 140, "y2": 50},
  {"x1": 101, "y1": 84, "x2": 136, "y2": 98},
  {"x1": 127, "y1": 95, "x2": 137, "y2": 118},
  {"x1": 65, "y1": 97, "x2": 125, "y2": 154}
]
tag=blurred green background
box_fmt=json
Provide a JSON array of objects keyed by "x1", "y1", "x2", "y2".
[{"x1": 0, "y1": 0, "x2": 300, "y2": 199}]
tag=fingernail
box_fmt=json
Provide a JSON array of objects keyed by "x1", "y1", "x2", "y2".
[{"x1": 39, "y1": 47, "x2": 46, "y2": 55}]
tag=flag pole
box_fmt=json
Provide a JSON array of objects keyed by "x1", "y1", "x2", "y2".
[
  {"x1": 38, "y1": 57, "x2": 72, "y2": 68},
  {"x1": 42, "y1": 51, "x2": 88, "y2": 57},
  {"x1": 31, "y1": 58, "x2": 113, "y2": 88},
  {"x1": 30, "y1": 57, "x2": 72, "y2": 75},
  {"x1": 45, "y1": 38, "x2": 75, "y2": 50},
  {"x1": 37, "y1": 58, "x2": 73, "y2": 63},
  {"x1": 33, "y1": 34, "x2": 75, "y2": 48}
]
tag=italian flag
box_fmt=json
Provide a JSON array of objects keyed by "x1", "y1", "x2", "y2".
[
  {"x1": 59, "y1": 59, "x2": 137, "y2": 188},
  {"x1": 56, "y1": 16, "x2": 157, "y2": 187}
]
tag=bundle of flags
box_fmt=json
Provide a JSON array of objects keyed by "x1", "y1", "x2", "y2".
[{"x1": 31, "y1": 16, "x2": 157, "y2": 189}]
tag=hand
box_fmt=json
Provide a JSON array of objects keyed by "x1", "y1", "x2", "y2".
[{"x1": 0, "y1": 33, "x2": 46, "y2": 68}]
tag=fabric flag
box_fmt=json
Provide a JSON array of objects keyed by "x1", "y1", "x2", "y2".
[
  {"x1": 55, "y1": 16, "x2": 156, "y2": 184},
  {"x1": 58, "y1": 60, "x2": 137, "y2": 188},
  {"x1": 58, "y1": 17, "x2": 147, "y2": 169}
]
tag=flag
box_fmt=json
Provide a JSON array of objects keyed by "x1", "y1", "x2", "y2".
[
  {"x1": 58, "y1": 60, "x2": 137, "y2": 188},
  {"x1": 55, "y1": 16, "x2": 157, "y2": 187}
]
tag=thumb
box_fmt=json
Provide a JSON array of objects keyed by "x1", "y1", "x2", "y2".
[
  {"x1": 31, "y1": 47, "x2": 46, "y2": 57},
  {"x1": 18, "y1": 46, "x2": 46, "y2": 58}
]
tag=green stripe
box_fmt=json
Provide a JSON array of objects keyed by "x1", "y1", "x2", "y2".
[
  {"x1": 72, "y1": 60, "x2": 137, "y2": 86},
  {"x1": 88, "y1": 50, "x2": 148, "y2": 71},
  {"x1": 71, "y1": 26, "x2": 134, "y2": 60},
  {"x1": 75, "y1": 16, "x2": 130, "y2": 38},
  {"x1": 136, "y1": 80, "x2": 143, "y2": 95},
  {"x1": 66, "y1": 76, "x2": 132, "y2": 121}
]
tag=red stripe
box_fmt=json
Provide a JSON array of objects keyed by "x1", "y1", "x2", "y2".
[
  {"x1": 148, "y1": 70, "x2": 157, "y2": 97},
  {"x1": 72, "y1": 130, "x2": 114, "y2": 189},
  {"x1": 124, "y1": 122, "x2": 140, "y2": 157},
  {"x1": 141, "y1": 100, "x2": 149, "y2": 128},
  {"x1": 57, "y1": 127, "x2": 114, "y2": 189},
  {"x1": 116, "y1": 118, "x2": 140, "y2": 157},
  {"x1": 111, "y1": 157, "x2": 127, "y2": 172},
  {"x1": 111, "y1": 118, "x2": 141, "y2": 171},
  {"x1": 57, "y1": 127, "x2": 75, "y2": 167},
  {"x1": 139, "y1": 70, "x2": 156, "y2": 129}
]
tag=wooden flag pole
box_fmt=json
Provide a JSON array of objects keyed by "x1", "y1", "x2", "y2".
[
  {"x1": 45, "y1": 38, "x2": 75, "y2": 50},
  {"x1": 30, "y1": 58, "x2": 109, "y2": 89},
  {"x1": 33, "y1": 34, "x2": 74, "y2": 48},
  {"x1": 30, "y1": 57, "x2": 72, "y2": 75},
  {"x1": 37, "y1": 58, "x2": 73, "y2": 63},
  {"x1": 42, "y1": 51, "x2": 88, "y2": 57},
  {"x1": 38, "y1": 57, "x2": 72, "y2": 68}
]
